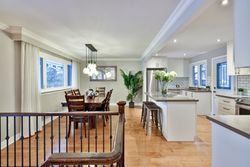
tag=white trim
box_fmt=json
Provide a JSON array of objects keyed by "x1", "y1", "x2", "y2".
[
  {"x1": 22, "y1": 28, "x2": 75, "y2": 57},
  {"x1": 141, "y1": 0, "x2": 205, "y2": 61},
  {"x1": 0, "y1": 22, "x2": 8, "y2": 30},
  {"x1": 97, "y1": 57, "x2": 141, "y2": 61},
  {"x1": 110, "y1": 102, "x2": 142, "y2": 107},
  {"x1": 1, "y1": 133, "x2": 21, "y2": 150},
  {"x1": 44, "y1": 116, "x2": 58, "y2": 125}
]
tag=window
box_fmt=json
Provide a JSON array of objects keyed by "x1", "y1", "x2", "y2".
[
  {"x1": 46, "y1": 60, "x2": 64, "y2": 88},
  {"x1": 192, "y1": 61, "x2": 207, "y2": 87},
  {"x1": 193, "y1": 65, "x2": 199, "y2": 86},
  {"x1": 67, "y1": 64, "x2": 72, "y2": 86},
  {"x1": 200, "y1": 64, "x2": 206, "y2": 87},
  {"x1": 39, "y1": 52, "x2": 72, "y2": 92},
  {"x1": 217, "y1": 62, "x2": 231, "y2": 89}
]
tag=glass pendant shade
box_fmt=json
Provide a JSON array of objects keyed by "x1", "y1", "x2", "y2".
[{"x1": 83, "y1": 44, "x2": 98, "y2": 76}]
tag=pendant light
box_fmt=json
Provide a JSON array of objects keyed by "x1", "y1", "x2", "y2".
[{"x1": 83, "y1": 44, "x2": 98, "y2": 76}]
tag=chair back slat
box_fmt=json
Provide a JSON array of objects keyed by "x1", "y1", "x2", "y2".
[
  {"x1": 65, "y1": 90, "x2": 74, "y2": 96},
  {"x1": 65, "y1": 95, "x2": 85, "y2": 112},
  {"x1": 96, "y1": 87, "x2": 106, "y2": 97},
  {"x1": 73, "y1": 89, "x2": 81, "y2": 96}
]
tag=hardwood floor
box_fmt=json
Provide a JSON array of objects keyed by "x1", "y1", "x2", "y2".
[
  {"x1": 124, "y1": 106, "x2": 211, "y2": 167},
  {"x1": 0, "y1": 106, "x2": 211, "y2": 167}
]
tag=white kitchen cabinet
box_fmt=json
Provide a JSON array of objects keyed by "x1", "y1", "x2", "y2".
[
  {"x1": 227, "y1": 41, "x2": 250, "y2": 75},
  {"x1": 227, "y1": 41, "x2": 235, "y2": 75},
  {"x1": 234, "y1": 0, "x2": 250, "y2": 68},
  {"x1": 167, "y1": 58, "x2": 189, "y2": 77},
  {"x1": 192, "y1": 92, "x2": 211, "y2": 115},
  {"x1": 217, "y1": 96, "x2": 236, "y2": 115},
  {"x1": 183, "y1": 90, "x2": 211, "y2": 115}
]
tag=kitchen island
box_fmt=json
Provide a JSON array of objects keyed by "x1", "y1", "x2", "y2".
[
  {"x1": 207, "y1": 115, "x2": 250, "y2": 167},
  {"x1": 146, "y1": 92, "x2": 199, "y2": 141}
]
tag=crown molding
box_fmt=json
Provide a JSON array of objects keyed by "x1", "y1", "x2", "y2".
[
  {"x1": 97, "y1": 57, "x2": 141, "y2": 61},
  {"x1": 21, "y1": 28, "x2": 75, "y2": 57},
  {"x1": 0, "y1": 22, "x2": 8, "y2": 30},
  {"x1": 4, "y1": 26, "x2": 82, "y2": 62},
  {"x1": 141, "y1": 0, "x2": 205, "y2": 61}
]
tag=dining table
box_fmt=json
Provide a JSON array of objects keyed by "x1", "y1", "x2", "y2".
[{"x1": 61, "y1": 96, "x2": 106, "y2": 129}]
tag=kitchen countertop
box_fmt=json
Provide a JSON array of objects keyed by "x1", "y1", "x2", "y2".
[
  {"x1": 216, "y1": 92, "x2": 250, "y2": 99},
  {"x1": 207, "y1": 115, "x2": 250, "y2": 139},
  {"x1": 168, "y1": 88, "x2": 211, "y2": 93},
  {"x1": 145, "y1": 92, "x2": 199, "y2": 102}
]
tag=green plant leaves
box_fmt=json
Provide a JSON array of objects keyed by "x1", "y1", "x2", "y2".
[{"x1": 120, "y1": 69, "x2": 143, "y2": 102}]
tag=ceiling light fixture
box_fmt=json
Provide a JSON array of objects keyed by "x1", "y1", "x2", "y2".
[
  {"x1": 173, "y1": 39, "x2": 177, "y2": 43},
  {"x1": 184, "y1": 53, "x2": 187, "y2": 56},
  {"x1": 155, "y1": 53, "x2": 159, "y2": 56},
  {"x1": 221, "y1": 0, "x2": 228, "y2": 6},
  {"x1": 83, "y1": 44, "x2": 98, "y2": 76},
  {"x1": 217, "y1": 38, "x2": 221, "y2": 42}
]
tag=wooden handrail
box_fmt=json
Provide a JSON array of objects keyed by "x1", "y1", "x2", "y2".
[
  {"x1": 0, "y1": 111, "x2": 119, "y2": 117},
  {"x1": 41, "y1": 114, "x2": 124, "y2": 167},
  {"x1": 40, "y1": 101, "x2": 126, "y2": 167}
]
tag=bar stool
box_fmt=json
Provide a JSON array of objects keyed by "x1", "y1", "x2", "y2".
[
  {"x1": 141, "y1": 101, "x2": 156, "y2": 123},
  {"x1": 144, "y1": 103, "x2": 162, "y2": 136}
]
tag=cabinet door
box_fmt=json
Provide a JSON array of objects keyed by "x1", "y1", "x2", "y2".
[
  {"x1": 227, "y1": 41, "x2": 235, "y2": 75},
  {"x1": 234, "y1": 0, "x2": 250, "y2": 68}
]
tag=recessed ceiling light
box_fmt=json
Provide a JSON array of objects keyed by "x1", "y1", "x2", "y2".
[
  {"x1": 217, "y1": 38, "x2": 221, "y2": 42},
  {"x1": 184, "y1": 53, "x2": 187, "y2": 56},
  {"x1": 221, "y1": 0, "x2": 228, "y2": 6},
  {"x1": 173, "y1": 39, "x2": 177, "y2": 43},
  {"x1": 155, "y1": 53, "x2": 159, "y2": 56}
]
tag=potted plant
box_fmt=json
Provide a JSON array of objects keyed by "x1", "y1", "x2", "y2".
[
  {"x1": 154, "y1": 70, "x2": 177, "y2": 96},
  {"x1": 238, "y1": 88, "x2": 244, "y2": 95},
  {"x1": 120, "y1": 69, "x2": 143, "y2": 108}
]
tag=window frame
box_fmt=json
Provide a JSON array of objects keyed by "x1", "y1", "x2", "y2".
[
  {"x1": 216, "y1": 62, "x2": 231, "y2": 90},
  {"x1": 191, "y1": 60, "x2": 207, "y2": 87},
  {"x1": 40, "y1": 52, "x2": 72, "y2": 93}
]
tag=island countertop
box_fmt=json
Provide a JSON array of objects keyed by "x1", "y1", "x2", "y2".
[
  {"x1": 145, "y1": 92, "x2": 199, "y2": 102},
  {"x1": 207, "y1": 115, "x2": 250, "y2": 139}
]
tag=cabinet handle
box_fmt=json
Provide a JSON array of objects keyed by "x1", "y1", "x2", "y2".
[
  {"x1": 223, "y1": 107, "x2": 230, "y2": 110},
  {"x1": 223, "y1": 100, "x2": 230, "y2": 103}
]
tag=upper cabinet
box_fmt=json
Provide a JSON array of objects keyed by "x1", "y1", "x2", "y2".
[
  {"x1": 227, "y1": 41, "x2": 235, "y2": 75},
  {"x1": 167, "y1": 58, "x2": 189, "y2": 77},
  {"x1": 227, "y1": 41, "x2": 250, "y2": 75},
  {"x1": 234, "y1": 0, "x2": 250, "y2": 68}
]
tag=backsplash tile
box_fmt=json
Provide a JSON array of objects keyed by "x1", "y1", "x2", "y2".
[
  {"x1": 237, "y1": 75, "x2": 250, "y2": 93},
  {"x1": 169, "y1": 77, "x2": 189, "y2": 89}
]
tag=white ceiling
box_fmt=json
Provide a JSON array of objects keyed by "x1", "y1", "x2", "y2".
[
  {"x1": 157, "y1": 0, "x2": 233, "y2": 58},
  {"x1": 0, "y1": 0, "x2": 181, "y2": 59}
]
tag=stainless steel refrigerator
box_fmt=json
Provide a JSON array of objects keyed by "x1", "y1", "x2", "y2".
[{"x1": 146, "y1": 68, "x2": 166, "y2": 100}]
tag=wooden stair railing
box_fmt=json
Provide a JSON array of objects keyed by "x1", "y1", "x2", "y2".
[
  {"x1": 41, "y1": 101, "x2": 126, "y2": 167},
  {"x1": 0, "y1": 101, "x2": 126, "y2": 167}
]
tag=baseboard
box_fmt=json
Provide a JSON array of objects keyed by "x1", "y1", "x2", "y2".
[
  {"x1": 44, "y1": 115, "x2": 58, "y2": 125},
  {"x1": 110, "y1": 102, "x2": 142, "y2": 107},
  {"x1": 1, "y1": 133, "x2": 21, "y2": 150}
]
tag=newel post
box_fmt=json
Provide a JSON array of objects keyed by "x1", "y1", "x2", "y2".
[
  {"x1": 117, "y1": 101, "x2": 126, "y2": 115},
  {"x1": 117, "y1": 101, "x2": 126, "y2": 167}
]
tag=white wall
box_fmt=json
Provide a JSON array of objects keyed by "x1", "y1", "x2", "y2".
[
  {"x1": 0, "y1": 30, "x2": 21, "y2": 142},
  {"x1": 80, "y1": 60, "x2": 142, "y2": 104}
]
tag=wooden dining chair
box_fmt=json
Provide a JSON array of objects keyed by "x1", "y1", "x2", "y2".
[
  {"x1": 65, "y1": 95, "x2": 87, "y2": 138},
  {"x1": 96, "y1": 87, "x2": 106, "y2": 97},
  {"x1": 65, "y1": 90, "x2": 74, "y2": 96},
  {"x1": 105, "y1": 89, "x2": 113, "y2": 111},
  {"x1": 73, "y1": 89, "x2": 81, "y2": 96}
]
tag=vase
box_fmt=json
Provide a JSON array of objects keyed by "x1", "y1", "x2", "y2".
[{"x1": 160, "y1": 81, "x2": 168, "y2": 97}]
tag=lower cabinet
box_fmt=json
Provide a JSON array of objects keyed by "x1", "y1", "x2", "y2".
[
  {"x1": 182, "y1": 90, "x2": 211, "y2": 115},
  {"x1": 217, "y1": 96, "x2": 236, "y2": 115}
]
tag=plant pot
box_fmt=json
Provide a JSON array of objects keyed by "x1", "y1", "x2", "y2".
[{"x1": 129, "y1": 101, "x2": 135, "y2": 108}]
